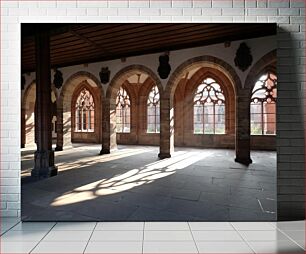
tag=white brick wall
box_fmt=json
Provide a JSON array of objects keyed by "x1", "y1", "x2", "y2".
[{"x1": 1, "y1": 0, "x2": 305, "y2": 219}]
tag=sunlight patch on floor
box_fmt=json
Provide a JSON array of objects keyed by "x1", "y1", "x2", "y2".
[{"x1": 51, "y1": 151, "x2": 207, "y2": 207}]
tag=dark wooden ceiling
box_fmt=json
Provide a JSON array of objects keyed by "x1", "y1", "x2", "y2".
[{"x1": 21, "y1": 23, "x2": 276, "y2": 72}]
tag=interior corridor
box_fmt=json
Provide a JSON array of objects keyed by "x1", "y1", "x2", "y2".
[{"x1": 21, "y1": 144, "x2": 276, "y2": 221}]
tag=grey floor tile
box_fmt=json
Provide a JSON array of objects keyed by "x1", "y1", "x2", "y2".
[
  {"x1": 1, "y1": 230, "x2": 48, "y2": 242},
  {"x1": 42, "y1": 230, "x2": 92, "y2": 242},
  {"x1": 95, "y1": 222, "x2": 144, "y2": 231},
  {"x1": 143, "y1": 241, "x2": 198, "y2": 253},
  {"x1": 90, "y1": 230, "x2": 143, "y2": 241},
  {"x1": 11, "y1": 222, "x2": 55, "y2": 231},
  {"x1": 0, "y1": 219, "x2": 22, "y2": 234},
  {"x1": 144, "y1": 230, "x2": 194, "y2": 241},
  {"x1": 128, "y1": 206, "x2": 198, "y2": 220},
  {"x1": 0, "y1": 241, "x2": 37, "y2": 253},
  {"x1": 22, "y1": 145, "x2": 277, "y2": 221},
  {"x1": 239, "y1": 230, "x2": 291, "y2": 241},
  {"x1": 171, "y1": 188, "x2": 201, "y2": 201},
  {"x1": 192, "y1": 230, "x2": 243, "y2": 241},
  {"x1": 31, "y1": 241, "x2": 88, "y2": 253},
  {"x1": 248, "y1": 240, "x2": 304, "y2": 253},
  {"x1": 52, "y1": 222, "x2": 96, "y2": 231},
  {"x1": 281, "y1": 230, "x2": 305, "y2": 249},
  {"x1": 196, "y1": 241, "x2": 254, "y2": 253},
  {"x1": 189, "y1": 222, "x2": 234, "y2": 231},
  {"x1": 85, "y1": 241, "x2": 143, "y2": 253},
  {"x1": 145, "y1": 222, "x2": 189, "y2": 231},
  {"x1": 232, "y1": 222, "x2": 276, "y2": 231},
  {"x1": 276, "y1": 221, "x2": 305, "y2": 231}
]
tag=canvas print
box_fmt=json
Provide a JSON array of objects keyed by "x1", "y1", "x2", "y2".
[{"x1": 21, "y1": 23, "x2": 277, "y2": 221}]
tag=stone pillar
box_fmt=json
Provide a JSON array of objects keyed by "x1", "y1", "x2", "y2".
[
  {"x1": 21, "y1": 108, "x2": 26, "y2": 148},
  {"x1": 100, "y1": 98, "x2": 117, "y2": 154},
  {"x1": 55, "y1": 107, "x2": 63, "y2": 151},
  {"x1": 31, "y1": 27, "x2": 58, "y2": 178},
  {"x1": 158, "y1": 97, "x2": 174, "y2": 159},
  {"x1": 235, "y1": 90, "x2": 252, "y2": 165}
]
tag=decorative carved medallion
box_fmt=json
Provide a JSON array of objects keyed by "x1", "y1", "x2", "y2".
[
  {"x1": 21, "y1": 75, "x2": 25, "y2": 90},
  {"x1": 53, "y1": 69, "x2": 63, "y2": 89},
  {"x1": 158, "y1": 55, "x2": 171, "y2": 79},
  {"x1": 99, "y1": 67, "x2": 110, "y2": 84},
  {"x1": 234, "y1": 42, "x2": 253, "y2": 72}
]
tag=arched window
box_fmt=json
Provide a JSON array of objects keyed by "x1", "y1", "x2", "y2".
[
  {"x1": 116, "y1": 87, "x2": 131, "y2": 133},
  {"x1": 75, "y1": 88, "x2": 95, "y2": 132},
  {"x1": 251, "y1": 72, "x2": 277, "y2": 135},
  {"x1": 193, "y1": 77, "x2": 225, "y2": 134},
  {"x1": 147, "y1": 85, "x2": 160, "y2": 133}
]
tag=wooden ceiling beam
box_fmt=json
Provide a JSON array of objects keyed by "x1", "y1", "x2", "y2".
[{"x1": 68, "y1": 28, "x2": 110, "y2": 55}]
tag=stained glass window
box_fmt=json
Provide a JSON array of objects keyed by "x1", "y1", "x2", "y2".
[
  {"x1": 147, "y1": 86, "x2": 160, "y2": 133},
  {"x1": 75, "y1": 88, "x2": 95, "y2": 132},
  {"x1": 116, "y1": 87, "x2": 131, "y2": 133},
  {"x1": 193, "y1": 77, "x2": 225, "y2": 134},
  {"x1": 251, "y1": 72, "x2": 277, "y2": 135}
]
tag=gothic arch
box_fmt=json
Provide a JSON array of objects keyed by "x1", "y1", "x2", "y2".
[
  {"x1": 165, "y1": 55, "x2": 242, "y2": 104},
  {"x1": 160, "y1": 56, "x2": 240, "y2": 154},
  {"x1": 106, "y1": 65, "x2": 162, "y2": 100},
  {"x1": 101, "y1": 65, "x2": 162, "y2": 153},
  {"x1": 59, "y1": 71, "x2": 104, "y2": 108},
  {"x1": 183, "y1": 67, "x2": 236, "y2": 137},
  {"x1": 244, "y1": 49, "x2": 277, "y2": 94},
  {"x1": 245, "y1": 50, "x2": 277, "y2": 151},
  {"x1": 21, "y1": 80, "x2": 58, "y2": 147},
  {"x1": 57, "y1": 71, "x2": 103, "y2": 148},
  {"x1": 21, "y1": 80, "x2": 36, "y2": 147}
]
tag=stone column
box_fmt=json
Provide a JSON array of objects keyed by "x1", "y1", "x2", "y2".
[
  {"x1": 235, "y1": 90, "x2": 252, "y2": 165},
  {"x1": 158, "y1": 96, "x2": 174, "y2": 159},
  {"x1": 21, "y1": 108, "x2": 26, "y2": 148},
  {"x1": 100, "y1": 98, "x2": 117, "y2": 154},
  {"x1": 55, "y1": 107, "x2": 63, "y2": 151},
  {"x1": 31, "y1": 27, "x2": 58, "y2": 178}
]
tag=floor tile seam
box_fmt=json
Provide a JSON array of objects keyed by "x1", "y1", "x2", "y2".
[
  {"x1": 142, "y1": 221, "x2": 145, "y2": 254},
  {"x1": 143, "y1": 240, "x2": 200, "y2": 242},
  {"x1": 83, "y1": 222, "x2": 98, "y2": 254},
  {"x1": 275, "y1": 228, "x2": 305, "y2": 232},
  {"x1": 275, "y1": 227, "x2": 306, "y2": 251},
  {"x1": 187, "y1": 222, "x2": 200, "y2": 254},
  {"x1": 94, "y1": 229, "x2": 144, "y2": 231},
  {"x1": 230, "y1": 224, "x2": 256, "y2": 254},
  {"x1": 144, "y1": 229, "x2": 193, "y2": 231},
  {"x1": 88, "y1": 240, "x2": 195, "y2": 242},
  {"x1": 0, "y1": 220, "x2": 22, "y2": 236},
  {"x1": 230, "y1": 222, "x2": 275, "y2": 231},
  {"x1": 29, "y1": 222, "x2": 57, "y2": 254}
]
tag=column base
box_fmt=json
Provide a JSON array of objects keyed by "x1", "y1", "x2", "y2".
[
  {"x1": 55, "y1": 145, "x2": 63, "y2": 151},
  {"x1": 158, "y1": 152, "x2": 171, "y2": 159},
  {"x1": 235, "y1": 157, "x2": 252, "y2": 165},
  {"x1": 31, "y1": 150, "x2": 58, "y2": 179},
  {"x1": 31, "y1": 166, "x2": 58, "y2": 179},
  {"x1": 100, "y1": 148, "x2": 110, "y2": 155}
]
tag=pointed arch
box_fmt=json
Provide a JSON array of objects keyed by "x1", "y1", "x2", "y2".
[
  {"x1": 244, "y1": 49, "x2": 277, "y2": 93},
  {"x1": 106, "y1": 65, "x2": 162, "y2": 100},
  {"x1": 102, "y1": 65, "x2": 162, "y2": 153},
  {"x1": 165, "y1": 55, "x2": 241, "y2": 105},
  {"x1": 58, "y1": 71, "x2": 103, "y2": 147}
]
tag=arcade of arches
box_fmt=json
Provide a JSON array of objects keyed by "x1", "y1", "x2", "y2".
[
  {"x1": 21, "y1": 31, "x2": 278, "y2": 221},
  {"x1": 22, "y1": 57, "x2": 277, "y2": 159}
]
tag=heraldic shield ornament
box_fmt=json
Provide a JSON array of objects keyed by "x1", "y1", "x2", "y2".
[
  {"x1": 234, "y1": 42, "x2": 253, "y2": 72},
  {"x1": 158, "y1": 55, "x2": 171, "y2": 79},
  {"x1": 53, "y1": 69, "x2": 64, "y2": 89},
  {"x1": 99, "y1": 67, "x2": 110, "y2": 84}
]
